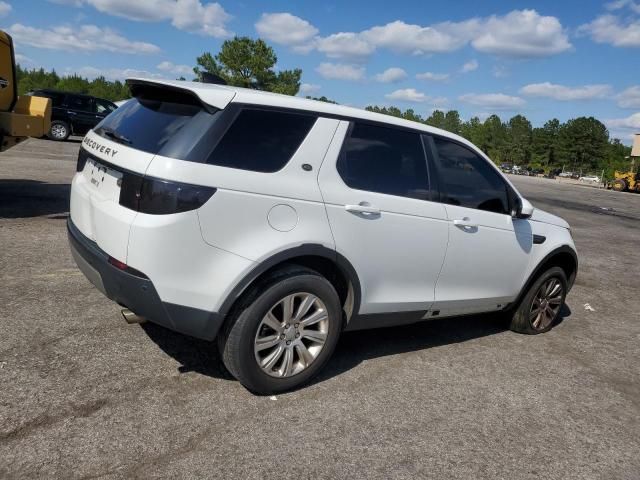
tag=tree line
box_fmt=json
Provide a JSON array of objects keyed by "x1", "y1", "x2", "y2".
[
  {"x1": 15, "y1": 36, "x2": 631, "y2": 178},
  {"x1": 365, "y1": 106, "x2": 631, "y2": 178},
  {"x1": 15, "y1": 65, "x2": 130, "y2": 102}
]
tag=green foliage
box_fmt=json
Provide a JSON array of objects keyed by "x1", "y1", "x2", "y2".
[
  {"x1": 306, "y1": 96, "x2": 338, "y2": 104},
  {"x1": 365, "y1": 104, "x2": 631, "y2": 177},
  {"x1": 194, "y1": 36, "x2": 302, "y2": 95},
  {"x1": 16, "y1": 65, "x2": 130, "y2": 101}
]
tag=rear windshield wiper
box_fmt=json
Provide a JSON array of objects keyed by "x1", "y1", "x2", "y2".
[{"x1": 99, "y1": 127, "x2": 132, "y2": 145}]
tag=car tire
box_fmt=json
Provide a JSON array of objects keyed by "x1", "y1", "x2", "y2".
[
  {"x1": 509, "y1": 266, "x2": 567, "y2": 335},
  {"x1": 218, "y1": 266, "x2": 343, "y2": 394},
  {"x1": 48, "y1": 120, "x2": 70, "y2": 141}
]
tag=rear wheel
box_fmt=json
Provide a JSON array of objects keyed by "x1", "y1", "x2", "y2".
[
  {"x1": 48, "y1": 120, "x2": 70, "y2": 141},
  {"x1": 612, "y1": 179, "x2": 627, "y2": 192},
  {"x1": 218, "y1": 266, "x2": 342, "y2": 394},
  {"x1": 509, "y1": 266, "x2": 567, "y2": 334}
]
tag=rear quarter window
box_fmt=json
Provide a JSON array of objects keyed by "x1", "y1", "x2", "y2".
[
  {"x1": 94, "y1": 97, "x2": 207, "y2": 155},
  {"x1": 206, "y1": 109, "x2": 317, "y2": 173}
]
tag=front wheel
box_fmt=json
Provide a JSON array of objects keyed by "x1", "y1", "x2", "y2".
[
  {"x1": 509, "y1": 266, "x2": 567, "y2": 334},
  {"x1": 218, "y1": 266, "x2": 342, "y2": 394}
]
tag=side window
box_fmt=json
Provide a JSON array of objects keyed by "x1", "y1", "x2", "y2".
[
  {"x1": 337, "y1": 122, "x2": 429, "y2": 200},
  {"x1": 65, "y1": 95, "x2": 93, "y2": 112},
  {"x1": 47, "y1": 93, "x2": 65, "y2": 108},
  {"x1": 207, "y1": 109, "x2": 317, "y2": 172},
  {"x1": 432, "y1": 137, "x2": 509, "y2": 214},
  {"x1": 95, "y1": 99, "x2": 116, "y2": 114}
]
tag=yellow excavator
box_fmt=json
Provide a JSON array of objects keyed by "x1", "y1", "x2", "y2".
[
  {"x1": 611, "y1": 133, "x2": 640, "y2": 193},
  {"x1": 0, "y1": 30, "x2": 51, "y2": 152}
]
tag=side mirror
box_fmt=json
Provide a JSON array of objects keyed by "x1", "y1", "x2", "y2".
[{"x1": 513, "y1": 197, "x2": 534, "y2": 219}]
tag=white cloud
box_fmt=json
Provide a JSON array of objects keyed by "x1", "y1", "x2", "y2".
[
  {"x1": 7, "y1": 23, "x2": 161, "y2": 54},
  {"x1": 254, "y1": 9, "x2": 571, "y2": 60},
  {"x1": 460, "y1": 59, "x2": 478, "y2": 73},
  {"x1": 520, "y1": 82, "x2": 612, "y2": 101},
  {"x1": 0, "y1": 1, "x2": 11, "y2": 16},
  {"x1": 299, "y1": 83, "x2": 321, "y2": 94},
  {"x1": 616, "y1": 86, "x2": 640, "y2": 108},
  {"x1": 492, "y1": 65, "x2": 509, "y2": 78},
  {"x1": 578, "y1": 15, "x2": 640, "y2": 47},
  {"x1": 50, "y1": 0, "x2": 232, "y2": 37},
  {"x1": 316, "y1": 32, "x2": 375, "y2": 60},
  {"x1": 374, "y1": 67, "x2": 407, "y2": 83},
  {"x1": 605, "y1": 0, "x2": 640, "y2": 14},
  {"x1": 385, "y1": 88, "x2": 430, "y2": 103},
  {"x1": 71, "y1": 66, "x2": 167, "y2": 81},
  {"x1": 315, "y1": 62, "x2": 365, "y2": 81},
  {"x1": 361, "y1": 19, "x2": 479, "y2": 55},
  {"x1": 255, "y1": 12, "x2": 318, "y2": 52},
  {"x1": 472, "y1": 10, "x2": 571, "y2": 57},
  {"x1": 156, "y1": 60, "x2": 192, "y2": 75},
  {"x1": 415, "y1": 71, "x2": 449, "y2": 82},
  {"x1": 15, "y1": 53, "x2": 35, "y2": 65},
  {"x1": 605, "y1": 112, "x2": 640, "y2": 130},
  {"x1": 171, "y1": 0, "x2": 231, "y2": 37},
  {"x1": 459, "y1": 93, "x2": 526, "y2": 109}
]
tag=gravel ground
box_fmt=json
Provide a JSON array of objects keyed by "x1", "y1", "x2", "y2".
[{"x1": 1, "y1": 138, "x2": 639, "y2": 479}]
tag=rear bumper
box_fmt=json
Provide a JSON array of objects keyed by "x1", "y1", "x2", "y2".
[{"x1": 67, "y1": 218, "x2": 223, "y2": 340}]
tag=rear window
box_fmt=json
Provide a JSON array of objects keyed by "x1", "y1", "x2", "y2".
[
  {"x1": 206, "y1": 109, "x2": 317, "y2": 172},
  {"x1": 94, "y1": 97, "x2": 208, "y2": 155}
]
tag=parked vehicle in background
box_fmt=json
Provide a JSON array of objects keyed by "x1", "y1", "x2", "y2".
[
  {"x1": 558, "y1": 171, "x2": 573, "y2": 178},
  {"x1": 68, "y1": 78, "x2": 578, "y2": 393},
  {"x1": 579, "y1": 175, "x2": 601, "y2": 183},
  {"x1": 28, "y1": 89, "x2": 118, "y2": 141}
]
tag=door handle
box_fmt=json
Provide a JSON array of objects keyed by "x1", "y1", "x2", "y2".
[
  {"x1": 345, "y1": 203, "x2": 381, "y2": 215},
  {"x1": 67, "y1": 111, "x2": 77, "y2": 115},
  {"x1": 453, "y1": 217, "x2": 477, "y2": 228}
]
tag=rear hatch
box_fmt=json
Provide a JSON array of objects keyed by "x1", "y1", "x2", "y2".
[{"x1": 70, "y1": 80, "x2": 235, "y2": 260}]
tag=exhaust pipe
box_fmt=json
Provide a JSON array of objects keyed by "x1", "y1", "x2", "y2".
[{"x1": 121, "y1": 309, "x2": 147, "y2": 324}]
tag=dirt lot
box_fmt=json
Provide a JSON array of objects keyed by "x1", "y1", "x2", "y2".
[{"x1": 1, "y1": 138, "x2": 639, "y2": 479}]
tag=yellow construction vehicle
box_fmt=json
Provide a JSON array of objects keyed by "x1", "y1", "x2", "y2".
[
  {"x1": 611, "y1": 134, "x2": 640, "y2": 193},
  {"x1": 0, "y1": 30, "x2": 51, "y2": 152}
]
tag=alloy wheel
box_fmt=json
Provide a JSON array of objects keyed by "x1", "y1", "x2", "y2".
[
  {"x1": 51, "y1": 124, "x2": 67, "y2": 139},
  {"x1": 529, "y1": 277, "x2": 564, "y2": 331},
  {"x1": 254, "y1": 292, "x2": 329, "y2": 378}
]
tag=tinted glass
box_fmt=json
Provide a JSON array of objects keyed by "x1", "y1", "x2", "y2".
[
  {"x1": 66, "y1": 95, "x2": 93, "y2": 112},
  {"x1": 94, "y1": 97, "x2": 208, "y2": 154},
  {"x1": 337, "y1": 122, "x2": 429, "y2": 200},
  {"x1": 36, "y1": 91, "x2": 65, "y2": 107},
  {"x1": 433, "y1": 137, "x2": 509, "y2": 214},
  {"x1": 95, "y1": 99, "x2": 116, "y2": 114},
  {"x1": 207, "y1": 109, "x2": 317, "y2": 172}
]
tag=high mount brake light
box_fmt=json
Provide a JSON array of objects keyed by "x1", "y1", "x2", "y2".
[{"x1": 119, "y1": 172, "x2": 216, "y2": 215}]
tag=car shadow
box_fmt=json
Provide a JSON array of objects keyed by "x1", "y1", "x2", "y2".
[
  {"x1": 141, "y1": 303, "x2": 572, "y2": 389},
  {"x1": 0, "y1": 179, "x2": 70, "y2": 218}
]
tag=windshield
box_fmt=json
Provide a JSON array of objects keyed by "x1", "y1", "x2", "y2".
[{"x1": 94, "y1": 97, "x2": 216, "y2": 157}]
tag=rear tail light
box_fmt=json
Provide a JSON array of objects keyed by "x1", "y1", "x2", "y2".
[{"x1": 119, "y1": 172, "x2": 216, "y2": 215}]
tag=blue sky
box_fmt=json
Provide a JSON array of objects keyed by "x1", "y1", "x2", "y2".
[{"x1": 2, "y1": 0, "x2": 640, "y2": 142}]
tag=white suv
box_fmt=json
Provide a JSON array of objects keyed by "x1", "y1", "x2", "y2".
[{"x1": 68, "y1": 79, "x2": 578, "y2": 393}]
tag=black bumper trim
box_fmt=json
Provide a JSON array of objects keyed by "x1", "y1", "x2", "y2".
[{"x1": 67, "y1": 219, "x2": 223, "y2": 340}]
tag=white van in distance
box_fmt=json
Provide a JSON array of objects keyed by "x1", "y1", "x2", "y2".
[{"x1": 68, "y1": 79, "x2": 577, "y2": 394}]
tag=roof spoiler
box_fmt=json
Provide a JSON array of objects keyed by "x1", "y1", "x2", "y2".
[{"x1": 126, "y1": 78, "x2": 235, "y2": 112}]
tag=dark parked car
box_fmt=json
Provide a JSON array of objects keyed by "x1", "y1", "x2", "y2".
[{"x1": 28, "y1": 89, "x2": 118, "y2": 141}]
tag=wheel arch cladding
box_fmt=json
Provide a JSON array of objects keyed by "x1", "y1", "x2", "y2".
[
  {"x1": 514, "y1": 246, "x2": 578, "y2": 308},
  {"x1": 218, "y1": 244, "x2": 362, "y2": 325}
]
